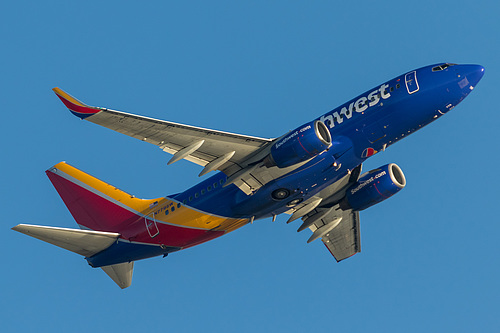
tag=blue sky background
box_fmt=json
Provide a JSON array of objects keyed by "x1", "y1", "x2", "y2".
[{"x1": 2, "y1": 1, "x2": 498, "y2": 332}]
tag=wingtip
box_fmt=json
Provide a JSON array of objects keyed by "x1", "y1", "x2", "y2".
[
  {"x1": 52, "y1": 87, "x2": 101, "y2": 119},
  {"x1": 11, "y1": 224, "x2": 23, "y2": 232}
]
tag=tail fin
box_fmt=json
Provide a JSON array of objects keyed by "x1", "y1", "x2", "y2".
[
  {"x1": 12, "y1": 224, "x2": 133, "y2": 288},
  {"x1": 28, "y1": 162, "x2": 165, "y2": 289},
  {"x1": 46, "y1": 162, "x2": 161, "y2": 233}
]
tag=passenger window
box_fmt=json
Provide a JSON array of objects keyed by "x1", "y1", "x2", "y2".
[
  {"x1": 177, "y1": 203, "x2": 181, "y2": 208},
  {"x1": 182, "y1": 199, "x2": 187, "y2": 204},
  {"x1": 165, "y1": 210, "x2": 169, "y2": 215},
  {"x1": 195, "y1": 193, "x2": 199, "y2": 198},
  {"x1": 213, "y1": 182, "x2": 218, "y2": 188},
  {"x1": 207, "y1": 186, "x2": 212, "y2": 191},
  {"x1": 390, "y1": 87, "x2": 394, "y2": 92},
  {"x1": 171, "y1": 206, "x2": 175, "y2": 212},
  {"x1": 201, "y1": 189, "x2": 206, "y2": 195},
  {"x1": 220, "y1": 179, "x2": 225, "y2": 185},
  {"x1": 189, "y1": 196, "x2": 193, "y2": 201},
  {"x1": 396, "y1": 84, "x2": 400, "y2": 89}
]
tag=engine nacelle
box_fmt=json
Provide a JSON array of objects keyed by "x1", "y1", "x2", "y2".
[
  {"x1": 343, "y1": 163, "x2": 406, "y2": 211},
  {"x1": 269, "y1": 120, "x2": 332, "y2": 168}
]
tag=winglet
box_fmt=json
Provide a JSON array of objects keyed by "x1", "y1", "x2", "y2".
[{"x1": 52, "y1": 87, "x2": 101, "y2": 119}]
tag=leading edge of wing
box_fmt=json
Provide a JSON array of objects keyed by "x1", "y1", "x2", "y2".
[{"x1": 52, "y1": 87, "x2": 274, "y2": 145}]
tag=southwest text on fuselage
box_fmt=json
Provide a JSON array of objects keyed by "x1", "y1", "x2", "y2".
[{"x1": 320, "y1": 84, "x2": 391, "y2": 128}]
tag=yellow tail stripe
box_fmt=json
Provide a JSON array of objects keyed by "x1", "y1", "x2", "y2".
[
  {"x1": 52, "y1": 87, "x2": 87, "y2": 107},
  {"x1": 52, "y1": 162, "x2": 249, "y2": 231}
]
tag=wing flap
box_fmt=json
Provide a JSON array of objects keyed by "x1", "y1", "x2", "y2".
[{"x1": 12, "y1": 224, "x2": 120, "y2": 257}]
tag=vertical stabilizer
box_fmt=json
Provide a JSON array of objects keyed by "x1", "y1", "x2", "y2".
[
  {"x1": 101, "y1": 262, "x2": 134, "y2": 289},
  {"x1": 45, "y1": 162, "x2": 162, "y2": 232}
]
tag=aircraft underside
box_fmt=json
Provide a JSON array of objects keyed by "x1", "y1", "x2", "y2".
[{"x1": 12, "y1": 63, "x2": 484, "y2": 288}]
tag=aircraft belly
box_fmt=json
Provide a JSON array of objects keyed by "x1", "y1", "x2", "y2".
[
  {"x1": 233, "y1": 148, "x2": 361, "y2": 219},
  {"x1": 86, "y1": 240, "x2": 180, "y2": 267}
]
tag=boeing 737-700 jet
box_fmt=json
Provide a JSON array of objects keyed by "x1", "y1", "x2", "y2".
[{"x1": 13, "y1": 63, "x2": 484, "y2": 288}]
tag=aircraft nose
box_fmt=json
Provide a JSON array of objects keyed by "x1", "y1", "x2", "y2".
[{"x1": 462, "y1": 64, "x2": 485, "y2": 88}]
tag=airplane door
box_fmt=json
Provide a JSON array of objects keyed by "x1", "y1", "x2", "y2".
[
  {"x1": 145, "y1": 213, "x2": 159, "y2": 238},
  {"x1": 405, "y1": 71, "x2": 419, "y2": 94}
]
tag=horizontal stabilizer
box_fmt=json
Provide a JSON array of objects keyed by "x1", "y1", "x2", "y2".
[
  {"x1": 12, "y1": 224, "x2": 120, "y2": 257},
  {"x1": 101, "y1": 262, "x2": 134, "y2": 289}
]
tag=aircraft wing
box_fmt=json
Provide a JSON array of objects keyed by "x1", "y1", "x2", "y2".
[
  {"x1": 322, "y1": 210, "x2": 360, "y2": 262},
  {"x1": 308, "y1": 208, "x2": 361, "y2": 262},
  {"x1": 290, "y1": 165, "x2": 363, "y2": 261},
  {"x1": 53, "y1": 88, "x2": 273, "y2": 177}
]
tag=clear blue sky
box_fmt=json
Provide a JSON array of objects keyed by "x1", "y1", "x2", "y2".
[{"x1": 2, "y1": 1, "x2": 498, "y2": 332}]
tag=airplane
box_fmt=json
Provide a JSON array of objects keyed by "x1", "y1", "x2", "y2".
[{"x1": 12, "y1": 63, "x2": 484, "y2": 289}]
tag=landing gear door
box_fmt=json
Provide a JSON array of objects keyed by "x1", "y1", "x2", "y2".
[
  {"x1": 145, "y1": 213, "x2": 159, "y2": 238},
  {"x1": 405, "y1": 71, "x2": 419, "y2": 94}
]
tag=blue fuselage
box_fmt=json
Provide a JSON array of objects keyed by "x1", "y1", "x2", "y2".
[{"x1": 172, "y1": 64, "x2": 484, "y2": 220}]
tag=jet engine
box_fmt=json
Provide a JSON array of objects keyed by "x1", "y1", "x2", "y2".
[
  {"x1": 268, "y1": 120, "x2": 332, "y2": 168},
  {"x1": 342, "y1": 163, "x2": 406, "y2": 211}
]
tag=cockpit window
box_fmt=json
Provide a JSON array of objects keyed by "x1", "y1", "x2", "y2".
[{"x1": 432, "y1": 63, "x2": 457, "y2": 72}]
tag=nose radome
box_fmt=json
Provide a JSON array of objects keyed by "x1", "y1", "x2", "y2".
[{"x1": 463, "y1": 64, "x2": 485, "y2": 88}]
